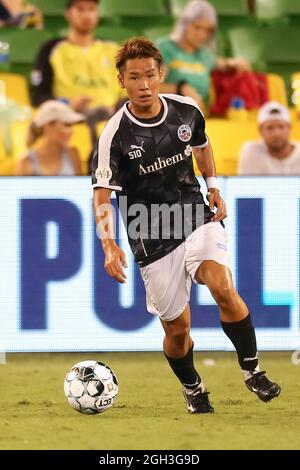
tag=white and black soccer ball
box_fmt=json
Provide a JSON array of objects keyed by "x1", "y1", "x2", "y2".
[{"x1": 64, "y1": 360, "x2": 118, "y2": 415}]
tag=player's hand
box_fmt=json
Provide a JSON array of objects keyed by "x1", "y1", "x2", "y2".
[
  {"x1": 207, "y1": 188, "x2": 227, "y2": 222},
  {"x1": 104, "y1": 243, "x2": 128, "y2": 284}
]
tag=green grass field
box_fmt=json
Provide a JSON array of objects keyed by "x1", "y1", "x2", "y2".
[{"x1": 0, "y1": 352, "x2": 299, "y2": 450}]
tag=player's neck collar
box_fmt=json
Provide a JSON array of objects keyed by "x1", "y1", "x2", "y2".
[{"x1": 123, "y1": 96, "x2": 168, "y2": 127}]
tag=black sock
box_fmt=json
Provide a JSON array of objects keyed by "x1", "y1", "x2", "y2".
[
  {"x1": 164, "y1": 344, "x2": 201, "y2": 388},
  {"x1": 221, "y1": 314, "x2": 258, "y2": 371}
]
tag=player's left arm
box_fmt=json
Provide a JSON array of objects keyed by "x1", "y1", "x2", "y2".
[{"x1": 193, "y1": 140, "x2": 227, "y2": 222}]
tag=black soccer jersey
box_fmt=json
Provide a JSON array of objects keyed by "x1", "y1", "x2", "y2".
[{"x1": 92, "y1": 94, "x2": 214, "y2": 267}]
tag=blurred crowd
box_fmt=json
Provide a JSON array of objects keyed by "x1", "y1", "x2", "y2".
[
  {"x1": 0, "y1": 0, "x2": 43, "y2": 29},
  {"x1": 0, "y1": 0, "x2": 300, "y2": 176}
]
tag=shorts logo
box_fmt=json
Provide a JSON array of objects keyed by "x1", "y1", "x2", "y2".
[{"x1": 178, "y1": 125, "x2": 192, "y2": 142}]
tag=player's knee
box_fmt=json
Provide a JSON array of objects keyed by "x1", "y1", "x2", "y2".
[
  {"x1": 212, "y1": 284, "x2": 236, "y2": 309},
  {"x1": 166, "y1": 326, "x2": 190, "y2": 349},
  {"x1": 172, "y1": 332, "x2": 189, "y2": 349}
]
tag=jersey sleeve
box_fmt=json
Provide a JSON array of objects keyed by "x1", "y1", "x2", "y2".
[
  {"x1": 191, "y1": 104, "x2": 208, "y2": 148},
  {"x1": 91, "y1": 114, "x2": 123, "y2": 192}
]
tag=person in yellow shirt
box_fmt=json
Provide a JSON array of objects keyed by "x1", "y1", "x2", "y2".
[{"x1": 30, "y1": 0, "x2": 126, "y2": 148}]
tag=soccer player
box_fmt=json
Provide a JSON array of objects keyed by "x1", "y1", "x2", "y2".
[{"x1": 92, "y1": 38, "x2": 281, "y2": 414}]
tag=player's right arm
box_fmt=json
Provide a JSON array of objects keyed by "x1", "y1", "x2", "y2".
[
  {"x1": 92, "y1": 112, "x2": 128, "y2": 283},
  {"x1": 93, "y1": 188, "x2": 128, "y2": 284}
]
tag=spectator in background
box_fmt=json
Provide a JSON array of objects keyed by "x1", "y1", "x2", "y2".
[
  {"x1": 17, "y1": 101, "x2": 83, "y2": 176},
  {"x1": 0, "y1": 1, "x2": 13, "y2": 26},
  {"x1": 0, "y1": 0, "x2": 43, "y2": 29},
  {"x1": 157, "y1": 0, "x2": 250, "y2": 113},
  {"x1": 30, "y1": 0, "x2": 126, "y2": 148},
  {"x1": 238, "y1": 102, "x2": 300, "y2": 175}
]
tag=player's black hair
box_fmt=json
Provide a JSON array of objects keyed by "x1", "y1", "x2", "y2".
[{"x1": 115, "y1": 37, "x2": 163, "y2": 72}]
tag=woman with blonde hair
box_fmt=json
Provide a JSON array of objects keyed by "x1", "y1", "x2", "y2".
[
  {"x1": 158, "y1": 0, "x2": 250, "y2": 112},
  {"x1": 17, "y1": 101, "x2": 83, "y2": 176}
]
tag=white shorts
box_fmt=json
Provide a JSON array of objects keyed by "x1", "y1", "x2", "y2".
[{"x1": 140, "y1": 222, "x2": 231, "y2": 322}]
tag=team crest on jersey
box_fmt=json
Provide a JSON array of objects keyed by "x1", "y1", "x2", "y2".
[{"x1": 178, "y1": 125, "x2": 192, "y2": 142}]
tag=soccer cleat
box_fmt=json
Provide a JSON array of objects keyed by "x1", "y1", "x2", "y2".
[
  {"x1": 245, "y1": 371, "x2": 281, "y2": 402},
  {"x1": 182, "y1": 385, "x2": 214, "y2": 414}
]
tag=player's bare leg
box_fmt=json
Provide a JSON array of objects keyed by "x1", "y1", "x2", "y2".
[
  {"x1": 196, "y1": 260, "x2": 281, "y2": 402},
  {"x1": 160, "y1": 305, "x2": 214, "y2": 413},
  {"x1": 161, "y1": 304, "x2": 192, "y2": 358},
  {"x1": 195, "y1": 261, "x2": 248, "y2": 323}
]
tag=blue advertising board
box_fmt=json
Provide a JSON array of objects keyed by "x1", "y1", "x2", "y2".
[{"x1": 0, "y1": 177, "x2": 299, "y2": 351}]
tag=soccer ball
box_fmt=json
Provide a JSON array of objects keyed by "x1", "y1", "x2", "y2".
[{"x1": 64, "y1": 360, "x2": 118, "y2": 415}]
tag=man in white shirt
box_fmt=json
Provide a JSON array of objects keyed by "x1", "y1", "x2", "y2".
[{"x1": 238, "y1": 101, "x2": 300, "y2": 175}]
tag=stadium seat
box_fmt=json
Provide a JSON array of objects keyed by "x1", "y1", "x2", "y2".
[
  {"x1": 95, "y1": 26, "x2": 136, "y2": 43},
  {"x1": 200, "y1": 112, "x2": 300, "y2": 176},
  {"x1": 143, "y1": 27, "x2": 173, "y2": 42},
  {"x1": 0, "y1": 28, "x2": 51, "y2": 77},
  {"x1": 169, "y1": 0, "x2": 249, "y2": 17},
  {"x1": 0, "y1": 29, "x2": 51, "y2": 65},
  {"x1": 216, "y1": 31, "x2": 227, "y2": 57},
  {"x1": 169, "y1": 0, "x2": 253, "y2": 35},
  {"x1": 0, "y1": 119, "x2": 28, "y2": 166},
  {"x1": 30, "y1": 0, "x2": 67, "y2": 33},
  {"x1": 291, "y1": 72, "x2": 300, "y2": 111},
  {"x1": 145, "y1": 27, "x2": 226, "y2": 55},
  {"x1": 228, "y1": 26, "x2": 300, "y2": 101},
  {"x1": 70, "y1": 123, "x2": 93, "y2": 175},
  {"x1": 100, "y1": 0, "x2": 167, "y2": 18},
  {"x1": 30, "y1": 0, "x2": 65, "y2": 16},
  {"x1": 267, "y1": 73, "x2": 288, "y2": 105},
  {"x1": 169, "y1": 0, "x2": 192, "y2": 17},
  {"x1": 228, "y1": 26, "x2": 300, "y2": 70},
  {"x1": 255, "y1": 0, "x2": 300, "y2": 20},
  {"x1": 203, "y1": 117, "x2": 260, "y2": 175},
  {"x1": 44, "y1": 17, "x2": 68, "y2": 34},
  {"x1": 0, "y1": 156, "x2": 17, "y2": 175},
  {"x1": 0, "y1": 73, "x2": 30, "y2": 106},
  {"x1": 100, "y1": 0, "x2": 171, "y2": 30},
  {"x1": 209, "y1": 0, "x2": 249, "y2": 15}
]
